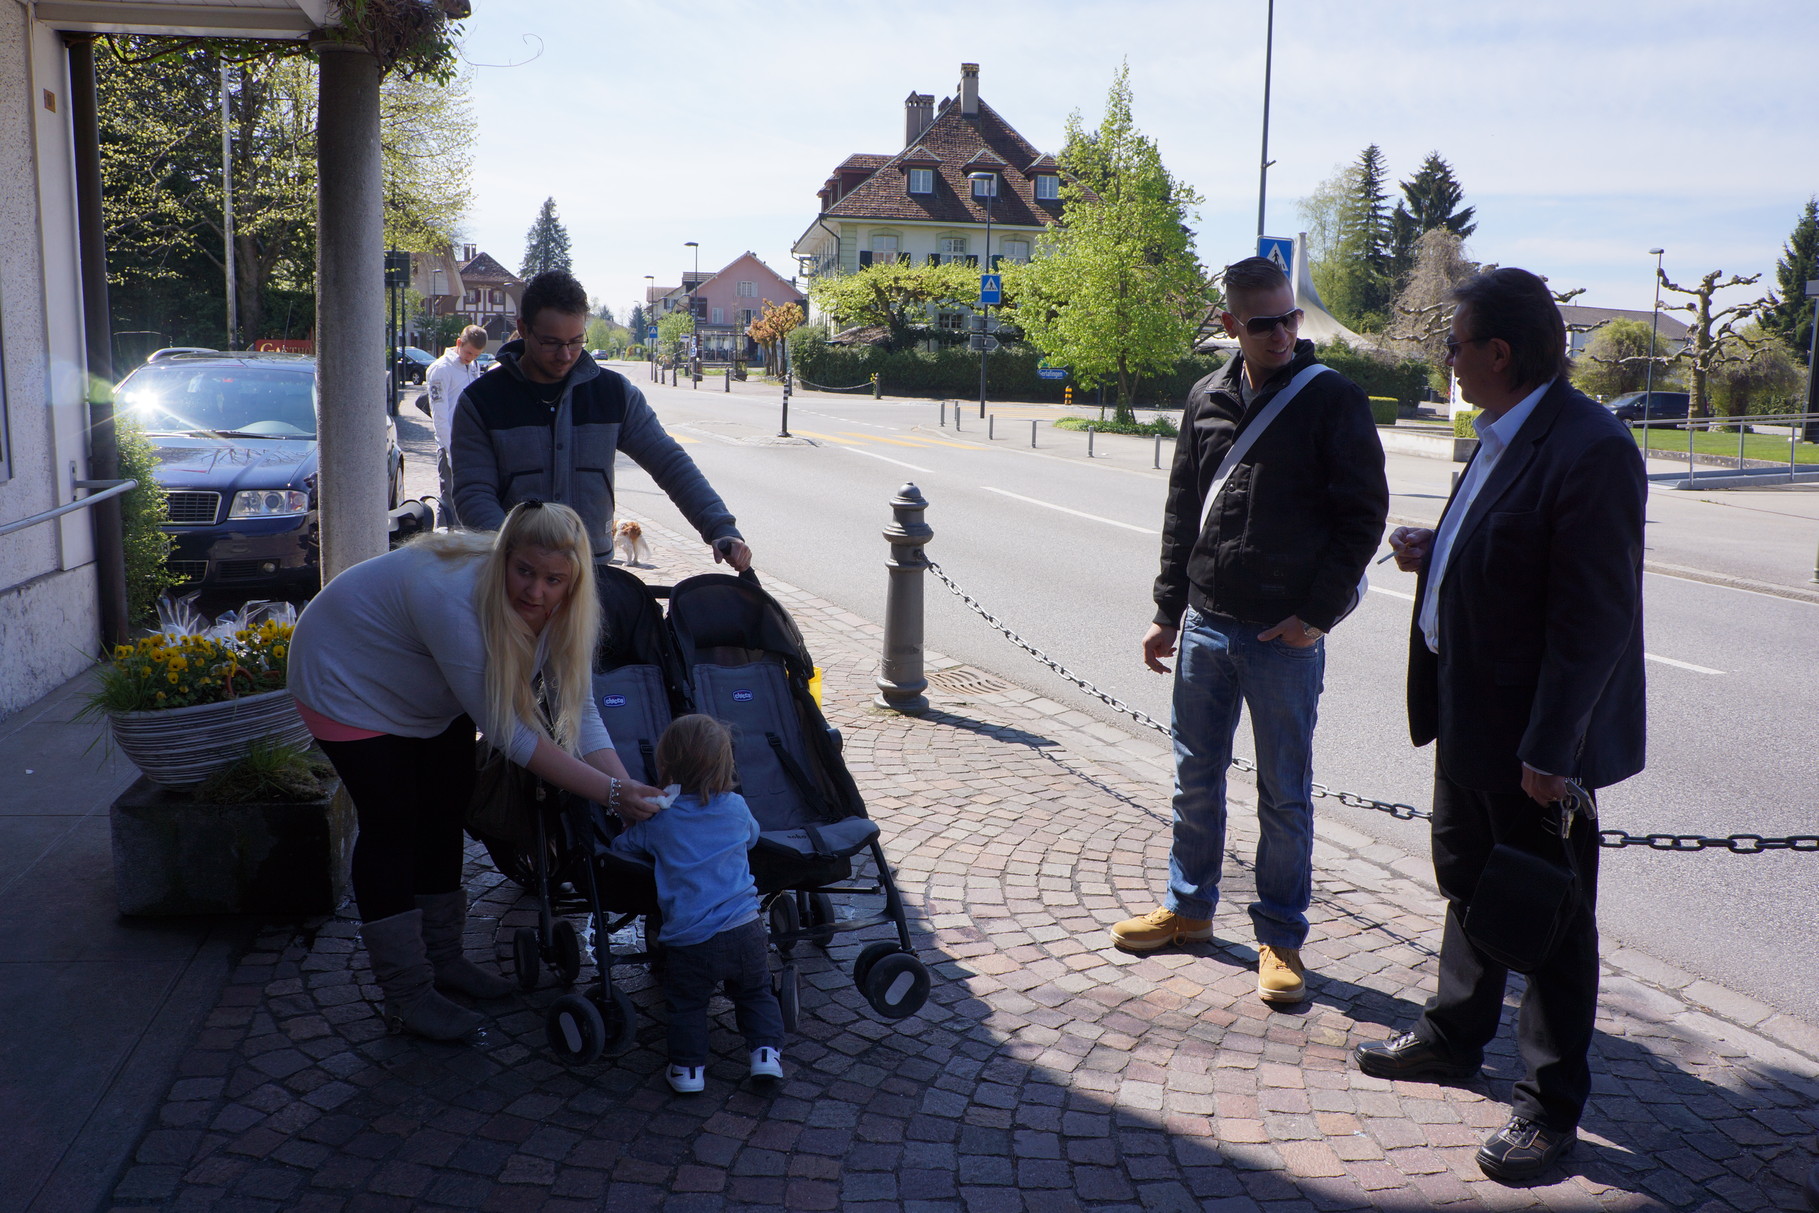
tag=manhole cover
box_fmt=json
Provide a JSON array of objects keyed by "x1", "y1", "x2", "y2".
[{"x1": 926, "y1": 668, "x2": 1014, "y2": 695}]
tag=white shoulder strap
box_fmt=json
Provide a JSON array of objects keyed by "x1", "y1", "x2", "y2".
[{"x1": 1198, "y1": 362, "x2": 1329, "y2": 535}]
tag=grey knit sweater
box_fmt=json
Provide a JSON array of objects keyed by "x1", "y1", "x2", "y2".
[{"x1": 289, "y1": 544, "x2": 610, "y2": 765}]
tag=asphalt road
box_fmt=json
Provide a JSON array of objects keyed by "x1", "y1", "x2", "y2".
[{"x1": 405, "y1": 366, "x2": 1819, "y2": 1023}]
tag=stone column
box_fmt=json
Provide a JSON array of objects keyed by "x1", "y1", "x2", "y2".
[{"x1": 313, "y1": 41, "x2": 388, "y2": 581}]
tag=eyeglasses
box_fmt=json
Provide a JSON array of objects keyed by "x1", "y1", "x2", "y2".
[
  {"x1": 1444, "y1": 336, "x2": 1489, "y2": 359},
  {"x1": 1238, "y1": 308, "x2": 1303, "y2": 336},
  {"x1": 524, "y1": 326, "x2": 586, "y2": 353}
]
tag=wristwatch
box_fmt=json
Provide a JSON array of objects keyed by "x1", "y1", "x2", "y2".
[{"x1": 1301, "y1": 623, "x2": 1325, "y2": 641}]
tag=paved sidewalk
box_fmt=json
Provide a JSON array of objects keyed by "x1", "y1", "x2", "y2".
[{"x1": 36, "y1": 515, "x2": 1800, "y2": 1212}]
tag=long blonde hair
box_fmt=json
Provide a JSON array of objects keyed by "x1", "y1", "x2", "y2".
[{"x1": 416, "y1": 502, "x2": 600, "y2": 754}]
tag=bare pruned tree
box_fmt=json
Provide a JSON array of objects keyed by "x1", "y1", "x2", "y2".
[{"x1": 1658, "y1": 270, "x2": 1764, "y2": 419}]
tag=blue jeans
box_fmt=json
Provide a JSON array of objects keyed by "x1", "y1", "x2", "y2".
[
  {"x1": 662, "y1": 917, "x2": 784, "y2": 1066},
  {"x1": 1166, "y1": 607, "x2": 1324, "y2": 949}
]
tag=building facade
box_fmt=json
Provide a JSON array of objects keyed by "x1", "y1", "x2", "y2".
[{"x1": 790, "y1": 63, "x2": 1066, "y2": 328}]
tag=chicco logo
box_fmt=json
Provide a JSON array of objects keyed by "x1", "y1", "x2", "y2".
[
  {"x1": 732, "y1": 689, "x2": 754, "y2": 703},
  {"x1": 602, "y1": 695, "x2": 626, "y2": 708}
]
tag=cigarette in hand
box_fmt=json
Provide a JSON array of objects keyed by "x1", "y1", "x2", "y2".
[{"x1": 1376, "y1": 551, "x2": 1397, "y2": 565}]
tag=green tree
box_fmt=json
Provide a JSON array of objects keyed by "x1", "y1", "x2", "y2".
[
  {"x1": 628, "y1": 303, "x2": 647, "y2": 337},
  {"x1": 520, "y1": 197, "x2": 573, "y2": 277},
  {"x1": 1010, "y1": 64, "x2": 1206, "y2": 421},
  {"x1": 1708, "y1": 325, "x2": 1803, "y2": 417},
  {"x1": 1572, "y1": 317, "x2": 1670, "y2": 399},
  {"x1": 1318, "y1": 145, "x2": 1396, "y2": 332},
  {"x1": 809, "y1": 259, "x2": 982, "y2": 347},
  {"x1": 1759, "y1": 197, "x2": 1819, "y2": 365},
  {"x1": 656, "y1": 308, "x2": 693, "y2": 362},
  {"x1": 1388, "y1": 152, "x2": 1475, "y2": 284},
  {"x1": 97, "y1": 37, "x2": 473, "y2": 347}
]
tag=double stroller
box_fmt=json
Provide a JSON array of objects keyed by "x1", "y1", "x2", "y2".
[{"x1": 476, "y1": 564, "x2": 929, "y2": 1067}]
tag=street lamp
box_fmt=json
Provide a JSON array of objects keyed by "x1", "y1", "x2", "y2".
[
  {"x1": 685, "y1": 241, "x2": 700, "y2": 382},
  {"x1": 1643, "y1": 248, "x2": 1665, "y2": 412},
  {"x1": 644, "y1": 274, "x2": 655, "y2": 380},
  {"x1": 968, "y1": 171, "x2": 997, "y2": 418}
]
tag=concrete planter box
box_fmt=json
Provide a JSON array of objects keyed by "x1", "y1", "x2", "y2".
[
  {"x1": 110, "y1": 774, "x2": 355, "y2": 916},
  {"x1": 1453, "y1": 437, "x2": 1480, "y2": 462}
]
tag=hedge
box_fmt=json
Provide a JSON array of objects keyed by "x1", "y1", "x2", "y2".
[
  {"x1": 787, "y1": 326, "x2": 1225, "y2": 407},
  {"x1": 1315, "y1": 341, "x2": 1431, "y2": 405},
  {"x1": 1368, "y1": 396, "x2": 1398, "y2": 426},
  {"x1": 1452, "y1": 408, "x2": 1482, "y2": 438}
]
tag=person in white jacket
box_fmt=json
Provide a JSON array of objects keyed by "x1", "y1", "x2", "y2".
[{"x1": 424, "y1": 324, "x2": 488, "y2": 527}]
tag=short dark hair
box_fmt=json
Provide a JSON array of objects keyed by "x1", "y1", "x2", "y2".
[
  {"x1": 519, "y1": 270, "x2": 588, "y2": 329},
  {"x1": 1452, "y1": 267, "x2": 1569, "y2": 390},
  {"x1": 1222, "y1": 256, "x2": 1290, "y2": 310}
]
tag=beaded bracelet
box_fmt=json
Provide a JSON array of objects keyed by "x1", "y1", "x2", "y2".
[{"x1": 607, "y1": 777, "x2": 621, "y2": 815}]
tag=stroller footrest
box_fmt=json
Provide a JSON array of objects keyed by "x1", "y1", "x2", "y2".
[{"x1": 757, "y1": 818, "x2": 879, "y2": 861}]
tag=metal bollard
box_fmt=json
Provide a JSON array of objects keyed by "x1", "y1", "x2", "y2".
[
  {"x1": 875, "y1": 483, "x2": 932, "y2": 714},
  {"x1": 1154, "y1": 432, "x2": 1162, "y2": 469},
  {"x1": 940, "y1": 400, "x2": 946, "y2": 428},
  {"x1": 724, "y1": 366, "x2": 730, "y2": 392},
  {"x1": 873, "y1": 374, "x2": 882, "y2": 400},
  {"x1": 1031, "y1": 419, "x2": 1037, "y2": 448},
  {"x1": 988, "y1": 415, "x2": 994, "y2": 440},
  {"x1": 1087, "y1": 426, "x2": 1095, "y2": 458},
  {"x1": 955, "y1": 407, "x2": 962, "y2": 432}
]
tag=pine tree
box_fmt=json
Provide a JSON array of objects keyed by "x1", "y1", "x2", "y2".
[
  {"x1": 1759, "y1": 197, "x2": 1819, "y2": 366},
  {"x1": 1321, "y1": 145, "x2": 1395, "y2": 331},
  {"x1": 1389, "y1": 152, "x2": 1475, "y2": 283},
  {"x1": 520, "y1": 197, "x2": 573, "y2": 277},
  {"x1": 628, "y1": 303, "x2": 646, "y2": 337}
]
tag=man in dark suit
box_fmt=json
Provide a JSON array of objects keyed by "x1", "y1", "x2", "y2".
[{"x1": 1353, "y1": 268, "x2": 1646, "y2": 1183}]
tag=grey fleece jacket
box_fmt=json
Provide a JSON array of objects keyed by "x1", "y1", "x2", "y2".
[
  {"x1": 288, "y1": 544, "x2": 611, "y2": 765},
  {"x1": 449, "y1": 344, "x2": 741, "y2": 554}
]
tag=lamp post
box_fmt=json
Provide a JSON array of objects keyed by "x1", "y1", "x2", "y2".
[
  {"x1": 685, "y1": 241, "x2": 700, "y2": 380},
  {"x1": 968, "y1": 171, "x2": 996, "y2": 418},
  {"x1": 1643, "y1": 248, "x2": 1665, "y2": 411},
  {"x1": 644, "y1": 274, "x2": 655, "y2": 380},
  {"x1": 1256, "y1": 0, "x2": 1275, "y2": 239}
]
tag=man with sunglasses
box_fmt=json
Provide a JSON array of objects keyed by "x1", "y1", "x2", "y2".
[
  {"x1": 451, "y1": 269, "x2": 751, "y2": 570},
  {"x1": 1112, "y1": 257, "x2": 1387, "y2": 1008}
]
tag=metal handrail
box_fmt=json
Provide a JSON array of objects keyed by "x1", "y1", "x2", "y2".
[{"x1": 0, "y1": 478, "x2": 138, "y2": 539}]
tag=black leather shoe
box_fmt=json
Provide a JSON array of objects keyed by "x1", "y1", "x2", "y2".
[
  {"x1": 1353, "y1": 1031, "x2": 1481, "y2": 1082},
  {"x1": 1476, "y1": 1116, "x2": 1575, "y2": 1182}
]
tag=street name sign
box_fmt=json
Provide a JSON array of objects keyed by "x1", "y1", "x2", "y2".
[
  {"x1": 1035, "y1": 367, "x2": 1068, "y2": 380},
  {"x1": 979, "y1": 273, "x2": 1002, "y2": 306}
]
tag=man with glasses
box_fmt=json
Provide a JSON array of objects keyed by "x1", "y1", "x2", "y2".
[
  {"x1": 1111, "y1": 257, "x2": 1387, "y2": 1008},
  {"x1": 451, "y1": 270, "x2": 751, "y2": 569}
]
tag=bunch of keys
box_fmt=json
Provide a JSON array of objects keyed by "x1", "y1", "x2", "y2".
[{"x1": 1556, "y1": 779, "x2": 1595, "y2": 839}]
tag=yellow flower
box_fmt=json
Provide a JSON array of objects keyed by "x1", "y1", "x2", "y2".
[
  {"x1": 272, "y1": 645, "x2": 286, "y2": 659},
  {"x1": 167, "y1": 672, "x2": 178, "y2": 684},
  {"x1": 155, "y1": 692, "x2": 166, "y2": 701},
  {"x1": 114, "y1": 645, "x2": 131, "y2": 660}
]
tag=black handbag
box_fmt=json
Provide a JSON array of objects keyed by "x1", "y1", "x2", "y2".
[
  {"x1": 465, "y1": 741, "x2": 546, "y2": 848},
  {"x1": 1461, "y1": 786, "x2": 1591, "y2": 974}
]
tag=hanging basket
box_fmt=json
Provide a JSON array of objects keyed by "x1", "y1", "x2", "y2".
[{"x1": 108, "y1": 688, "x2": 313, "y2": 787}]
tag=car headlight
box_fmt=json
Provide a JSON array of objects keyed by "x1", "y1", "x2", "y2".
[{"x1": 228, "y1": 489, "x2": 310, "y2": 518}]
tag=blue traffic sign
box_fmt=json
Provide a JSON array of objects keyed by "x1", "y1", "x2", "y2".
[
  {"x1": 1035, "y1": 367, "x2": 1068, "y2": 381},
  {"x1": 979, "y1": 273, "x2": 1002, "y2": 306},
  {"x1": 646, "y1": 325, "x2": 658, "y2": 341},
  {"x1": 1257, "y1": 236, "x2": 1295, "y2": 280}
]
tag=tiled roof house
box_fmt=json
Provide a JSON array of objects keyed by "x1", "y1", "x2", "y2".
[
  {"x1": 456, "y1": 246, "x2": 524, "y2": 342},
  {"x1": 791, "y1": 64, "x2": 1067, "y2": 289}
]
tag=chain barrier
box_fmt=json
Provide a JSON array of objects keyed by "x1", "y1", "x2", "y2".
[
  {"x1": 926, "y1": 560, "x2": 1819, "y2": 854},
  {"x1": 794, "y1": 376, "x2": 875, "y2": 393}
]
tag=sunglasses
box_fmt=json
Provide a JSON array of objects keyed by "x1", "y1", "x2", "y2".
[{"x1": 1236, "y1": 308, "x2": 1303, "y2": 336}]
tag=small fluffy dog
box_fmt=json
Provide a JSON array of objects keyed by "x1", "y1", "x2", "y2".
[{"x1": 613, "y1": 519, "x2": 651, "y2": 566}]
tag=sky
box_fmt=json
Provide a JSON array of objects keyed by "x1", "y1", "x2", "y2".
[{"x1": 454, "y1": 0, "x2": 1819, "y2": 327}]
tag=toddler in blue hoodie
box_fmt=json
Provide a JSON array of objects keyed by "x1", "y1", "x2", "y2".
[{"x1": 610, "y1": 714, "x2": 784, "y2": 1091}]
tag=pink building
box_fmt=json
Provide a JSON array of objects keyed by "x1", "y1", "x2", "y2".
[{"x1": 683, "y1": 253, "x2": 806, "y2": 360}]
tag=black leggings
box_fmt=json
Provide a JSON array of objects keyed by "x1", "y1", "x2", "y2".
[{"x1": 318, "y1": 716, "x2": 477, "y2": 922}]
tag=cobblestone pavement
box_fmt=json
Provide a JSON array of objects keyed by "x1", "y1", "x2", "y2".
[{"x1": 106, "y1": 517, "x2": 1819, "y2": 1212}]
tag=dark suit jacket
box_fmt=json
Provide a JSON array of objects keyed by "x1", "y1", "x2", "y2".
[{"x1": 1407, "y1": 379, "x2": 1646, "y2": 793}]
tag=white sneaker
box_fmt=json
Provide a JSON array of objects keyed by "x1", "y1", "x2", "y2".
[
  {"x1": 666, "y1": 1064, "x2": 705, "y2": 1093},
  {"x1": 749, "y1": 1047, "x2": 784, "y2": 1081}
]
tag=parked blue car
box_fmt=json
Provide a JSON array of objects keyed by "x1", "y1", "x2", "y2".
[{"x1": 115, "y1": 352, "x2": 403, "y2": 594}]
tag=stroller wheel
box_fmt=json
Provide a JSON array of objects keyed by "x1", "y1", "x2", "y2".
[
  {"x1": 547, "y1": 993, "x2": 605, "y2": 1066},
  {"x1": 551, "y1": 919, "x2": 583, "y2": 985},
  {"x1": 594, "y1": 985, "x2": 637, "y2": 1054},
  {"x1": 807, "y1": 893, "x2": 836, "y2": 951},
  {"x1": 513, "y1": 927, "x2": 540, "y2": 992},
  {"x1": 775, "y1": 964, "x2": 800, "y2": 1033},
  {"x1": 853, "y1": 940, "x2": 897, "y2": 989},
  {"x1": 768, "y1": 896, "x2": 800, "y2": 940},
  {"x1": 861, "y1": 952, "x2": 930, "y2": 1021}
]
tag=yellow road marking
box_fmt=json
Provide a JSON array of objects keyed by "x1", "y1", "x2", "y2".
[
  {"x1": 789, "y1": 429, "x2": 861, "y2": 445},
  {"x1": 838, "y1": 431, "x2": 951, "y2": 448}
]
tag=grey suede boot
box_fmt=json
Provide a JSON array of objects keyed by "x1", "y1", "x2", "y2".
[
  {"x1": 416, "y1": 890, "x2": 516, "y2": 999},
  {"x1": 360, "y1": 909, "x2": 485, "y2": 1040}
]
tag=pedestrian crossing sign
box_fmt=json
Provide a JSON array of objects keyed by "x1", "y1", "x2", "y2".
[{"x1": 1257, "y1": 236, "x2": 1294, "y2": 279}]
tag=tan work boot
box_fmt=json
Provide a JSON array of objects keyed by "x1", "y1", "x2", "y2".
[
  {"x1": 1109, "y1": 907, "x2": 1214, "y2": 952},
  {"x1": 1257, "y1": 944, "x2": 1308, "y2": 1004}
]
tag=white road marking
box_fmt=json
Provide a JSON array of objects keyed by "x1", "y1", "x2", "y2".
[
  {"x1": 1370, "y1": 586, "x2": 1722, "y2": 674},
  {"x1": 842, "y1": 446, "x2": 934, "y2": 474},
  {"x1": 982, "y1": 487, "x2": 1157, "y2": 534}
]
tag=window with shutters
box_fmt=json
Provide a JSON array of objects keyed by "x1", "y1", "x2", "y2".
[
  {"x1": 939, "y1": 236, "x2": 968, "y2": 265},
  {"x1": 908, "y1": 168, "x2": 934, "y2": 194},
  {"x1": 870, "y1": 234, "x2": 899, "y2": 259},
  {"x1": 737, "y1": 280, "x2": 756, "y2": 297},
  {"x1": 1002, "y1": 239, "x2": 1030, "y2": 264}
]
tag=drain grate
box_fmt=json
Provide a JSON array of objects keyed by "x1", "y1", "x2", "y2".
[{"x1": 925, "y1": 667, "x2": 1015, "y2": 696}]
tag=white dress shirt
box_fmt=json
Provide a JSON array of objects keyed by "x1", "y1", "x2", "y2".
[
  {"x1": 425, "y1": 349, "x2": 483, "y2": 453},
  {"x1": 1419, "y1": 379, "x2": 1554, "y2": 654}
]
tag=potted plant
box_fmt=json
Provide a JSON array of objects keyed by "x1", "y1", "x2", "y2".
[{"x1": 81, "y1": 612, "x2": 312, "y2": 787}]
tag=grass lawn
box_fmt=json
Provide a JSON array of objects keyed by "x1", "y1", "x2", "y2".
[{"x1": 1632, "y1": 425, "x2": 1819, "y2": 465}]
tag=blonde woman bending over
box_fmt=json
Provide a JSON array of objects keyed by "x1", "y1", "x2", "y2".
[{"x1": 290, "y1": 501, "x2": 662, "y2": 1040}]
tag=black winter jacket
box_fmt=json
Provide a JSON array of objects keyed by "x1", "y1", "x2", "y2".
[
  {"x1": 450, "y1": 343, "x2": 740, "y2": 553},
  {"x1": 1152, "y1": 340, "x2": 1388, "y2": 633}
]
